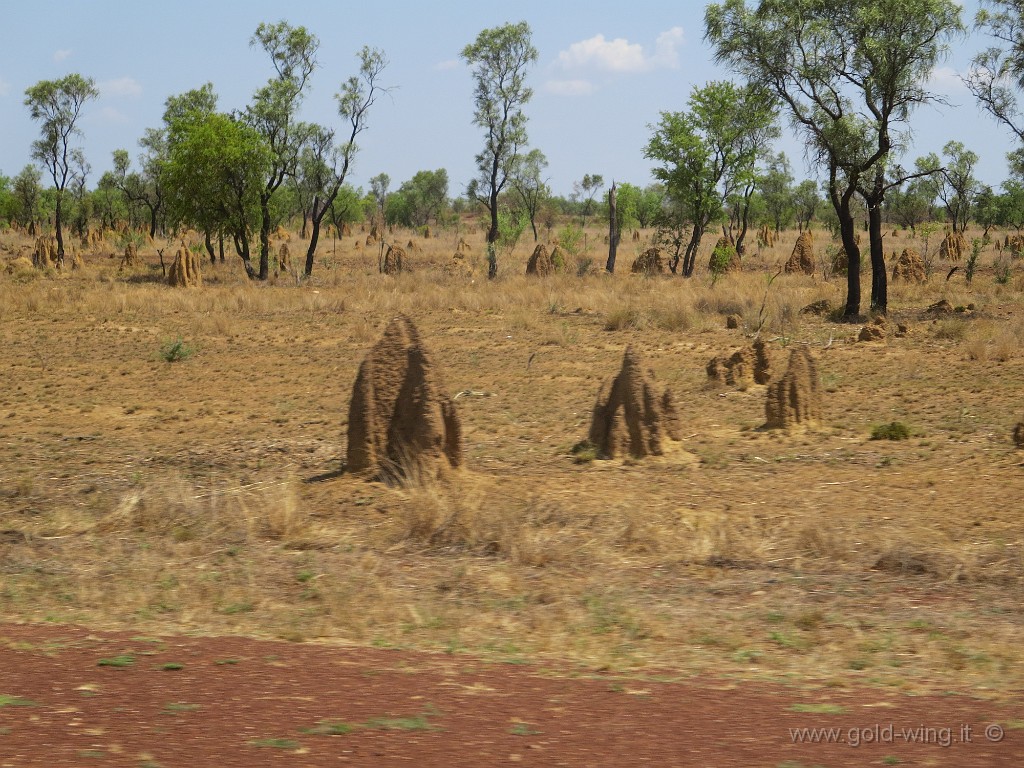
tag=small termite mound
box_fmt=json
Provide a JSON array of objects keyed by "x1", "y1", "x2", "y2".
[
  {"x1": 586, "y1": 346, "x2": 681, "y2": 459},
  {"x1": 346, "y1": 315, "x2": 463, "y2": 483},
  {"x1": 764, "y1": 347, "x2": 822, "y2": 429},
  {"x1": 707, "y1": 339, "x2": 772, "y2": 388},
  {"x1": 891, "y1": 248, "x2": 925, "y2": 283}
]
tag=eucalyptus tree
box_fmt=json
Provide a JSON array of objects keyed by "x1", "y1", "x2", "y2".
[
  {"x1": 510, "y1": 148, "x2": 549, "y2": 241},
  {"x1": 916, "y1": 141, "x2": 979, "y2": 233},
  {"x1": 707, "y1": 0, "x2": 964, "y2": 316},
  {"x1": 12, "y1": 164, "x2": 43, "y2": 229},
  {"x1": 759, "y1": 152, "x2": 795, "y2": 233},
  {"x1": 462, "y1": 21, "x2": 538, "y2": 278},
  {"x1": 300, "y1": 46, "x2": 388, "y2": 277},
  {"x1": 644, "y1": 80, "x2": 777, "y2": 276},
  {"x1": 23, "y1": 73, "x2": 99, "y2": 266},
  {"x1": 246, "y1": 21, "x2": 319, "y2": 280},
  {"x1": 968, "y1": 1, "x2": 1024, "y2": 142}
]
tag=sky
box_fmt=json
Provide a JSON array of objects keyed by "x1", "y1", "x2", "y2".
[{"x1": 0, "y1": 1, "x2": 1015, "y2": 198}]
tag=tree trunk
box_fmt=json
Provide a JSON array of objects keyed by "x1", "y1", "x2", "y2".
[
  {"x1": 148, "y1": 203, "x2": 159, "y2": 240},
  {"x1": 605, "y1": 183, "x2": 619, "y2": 274},
  {"x1": 258, "y1": 194, "x2": 272, "y2": 280},
  {"x1": 301, "y1": 211, "x2": 309, "y2": 240},
  {"x1": 205, "y1": 229, "x2": 215, "y2": 265},
  {"x1": 839, "y1": 209, "x2": 861, "y2": 319},
  {"x1": 486, "y1": 193, "x2": 499, "y2": 280},
  {"x1": 54, "y1": 195, "x2": 65, "y2": 267},
  {"x1": 867, "y1": 201, "x2": 887, "y2": 314},
  {"x1": 735, "y1": 188, "x2": 753, "y2": 255},
  {"x1": 305, "y1": 213, "x2": 322, "y2": 277},
  {"x1": 218, "y1": 232, "x2": 225, "y2": 263},
  {"x1": 236, "y1": 231, "x2": 257, "y2": 280},
  {"x1": 683, "y1": 226, "x2": 703, "y2": 278}
]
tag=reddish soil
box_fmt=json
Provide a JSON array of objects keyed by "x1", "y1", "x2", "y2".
[{"x1": 0, "y1": 624, "x2": 1020, "y2": 767}]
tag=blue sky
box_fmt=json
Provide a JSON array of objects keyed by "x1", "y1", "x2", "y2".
[{"x1": 0, "y1": 1, "x2": 1014, "y2": 197}]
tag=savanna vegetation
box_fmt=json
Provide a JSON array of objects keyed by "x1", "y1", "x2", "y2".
[{"x1": 3, "y1": 4, "x2": 1024, "y2": 697}]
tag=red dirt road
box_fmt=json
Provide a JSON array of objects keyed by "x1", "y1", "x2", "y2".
[{"x1": 0, "y1": 624, "x2": 1020, "y2": 767}]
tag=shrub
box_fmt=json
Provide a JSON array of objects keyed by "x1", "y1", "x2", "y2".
[
  {"x1": 994, "y1": 255, "x2": 1012, "y2": 285},
  {"x1": 709, "y1": 243, "x2": 734, "y2": 282},
  {"x1": 870, "y1": 421, "x2": 910, "y2": 441},
  {"x1": 159, "y1": 338, "x2": 195, "y2": 363}
]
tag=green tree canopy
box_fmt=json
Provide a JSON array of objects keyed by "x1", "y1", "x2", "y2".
[
  {"x1": 644, "y1": 80, "x2": 777, "y2": 276},
  {"x1": 707, "y1": 0, "x2": 964, "y2": 315}
]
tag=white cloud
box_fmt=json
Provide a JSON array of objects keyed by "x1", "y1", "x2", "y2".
[
  {"x1": 652, "y1": 27, "x2": 685, "y2": 69},
  {"x1": 544, "y1": 79, "x2": 596, "y2": 96},
  {"x1": 53, "y1": 49, "x2": 72, "y2": 62},
  {"x1": 559, "y1": 34, "x2": 647, "y2": 73},
  {"x1": 435, "y1": 59, "x2": 459, "y2": 71},
  {"x1": 0, "y1": 77, "x2": 10, "y2": 97},
  {"x1": 928, "y1": 65, "x2": 966, "y2": 93},
  {"x1": 96, "y1": 106, "x2": 128, "y2": 123},
  {"x1": 99, "y1": 77, "x2": 143, "y2": 98},
  {"x1": 557, "y1": 26, "x2": 685, "y2": 74}
]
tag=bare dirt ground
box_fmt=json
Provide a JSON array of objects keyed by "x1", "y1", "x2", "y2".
[
  {"x1": 2, "y1": 223, "x2": 1024, "y2": 765},
  {"x1": 1, "y1": 623, "x2": 1021, "y2": 767}
]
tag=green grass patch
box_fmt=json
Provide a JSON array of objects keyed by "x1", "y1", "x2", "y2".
[
  {"x1": 163, "y1": 702, "x2": 200, "y2": 714},
  {"x1": 0, "y1": 695, "x2": 37, "y2": 707},
  {"x1": 161, "y1": 662, "x2": 184, "y2": 671},
  {"x1": 510, "y1": 723, "x2": 541, "y2": 736},
  {"x1": 97, "y1": 655, "x2": 135, "y2": 668},
  {"x1": 364, "y1": 714, "x2": 438, "y2": 731},
  {"x1": 303, "y1": 720, "x2": 356, "y2": 735}
]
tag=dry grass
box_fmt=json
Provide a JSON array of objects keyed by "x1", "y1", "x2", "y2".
[{"x1": 2, "y1": 223, "x2": 1024, "y2": 693}]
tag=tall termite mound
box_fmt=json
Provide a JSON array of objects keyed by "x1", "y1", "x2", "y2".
[
  {"x1": 587, "y1": 346, "x2": 681, "y2": 459},
  {"x1": 32, "y1": 236, "x2": 57, "y2": 269},
  {"x1": 785, "y1": 230, "x2": 815, "y2": 275},
  {"x1": 631, "y1": 247, "x2": 665, "y2": 275},
  {"x1": 346, "y1": 315, "x2": 463, "y2": 482},
  {"x1": 167, "y1": 244, "x2": 202, "y2": 287},
  {"x1": 765, "y1": 347, "x2": 822, "y2": 429},
  {"x1": 382, "y1": 244, "x2": 410, "y2": 274},
  {"x1": 939, "y1": 231, "x2": 967, "y2": 261},
  {"x1": 277, "y1": 242, "x2": 291, "y2": 274}
]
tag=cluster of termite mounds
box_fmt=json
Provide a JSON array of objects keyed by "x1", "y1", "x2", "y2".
[
  {"x1": 525, "y1": 243, "x2": 570, "y2": 276},
  {"x1": 341, "y1": 315, "x2": 829, "y2": 482}
]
